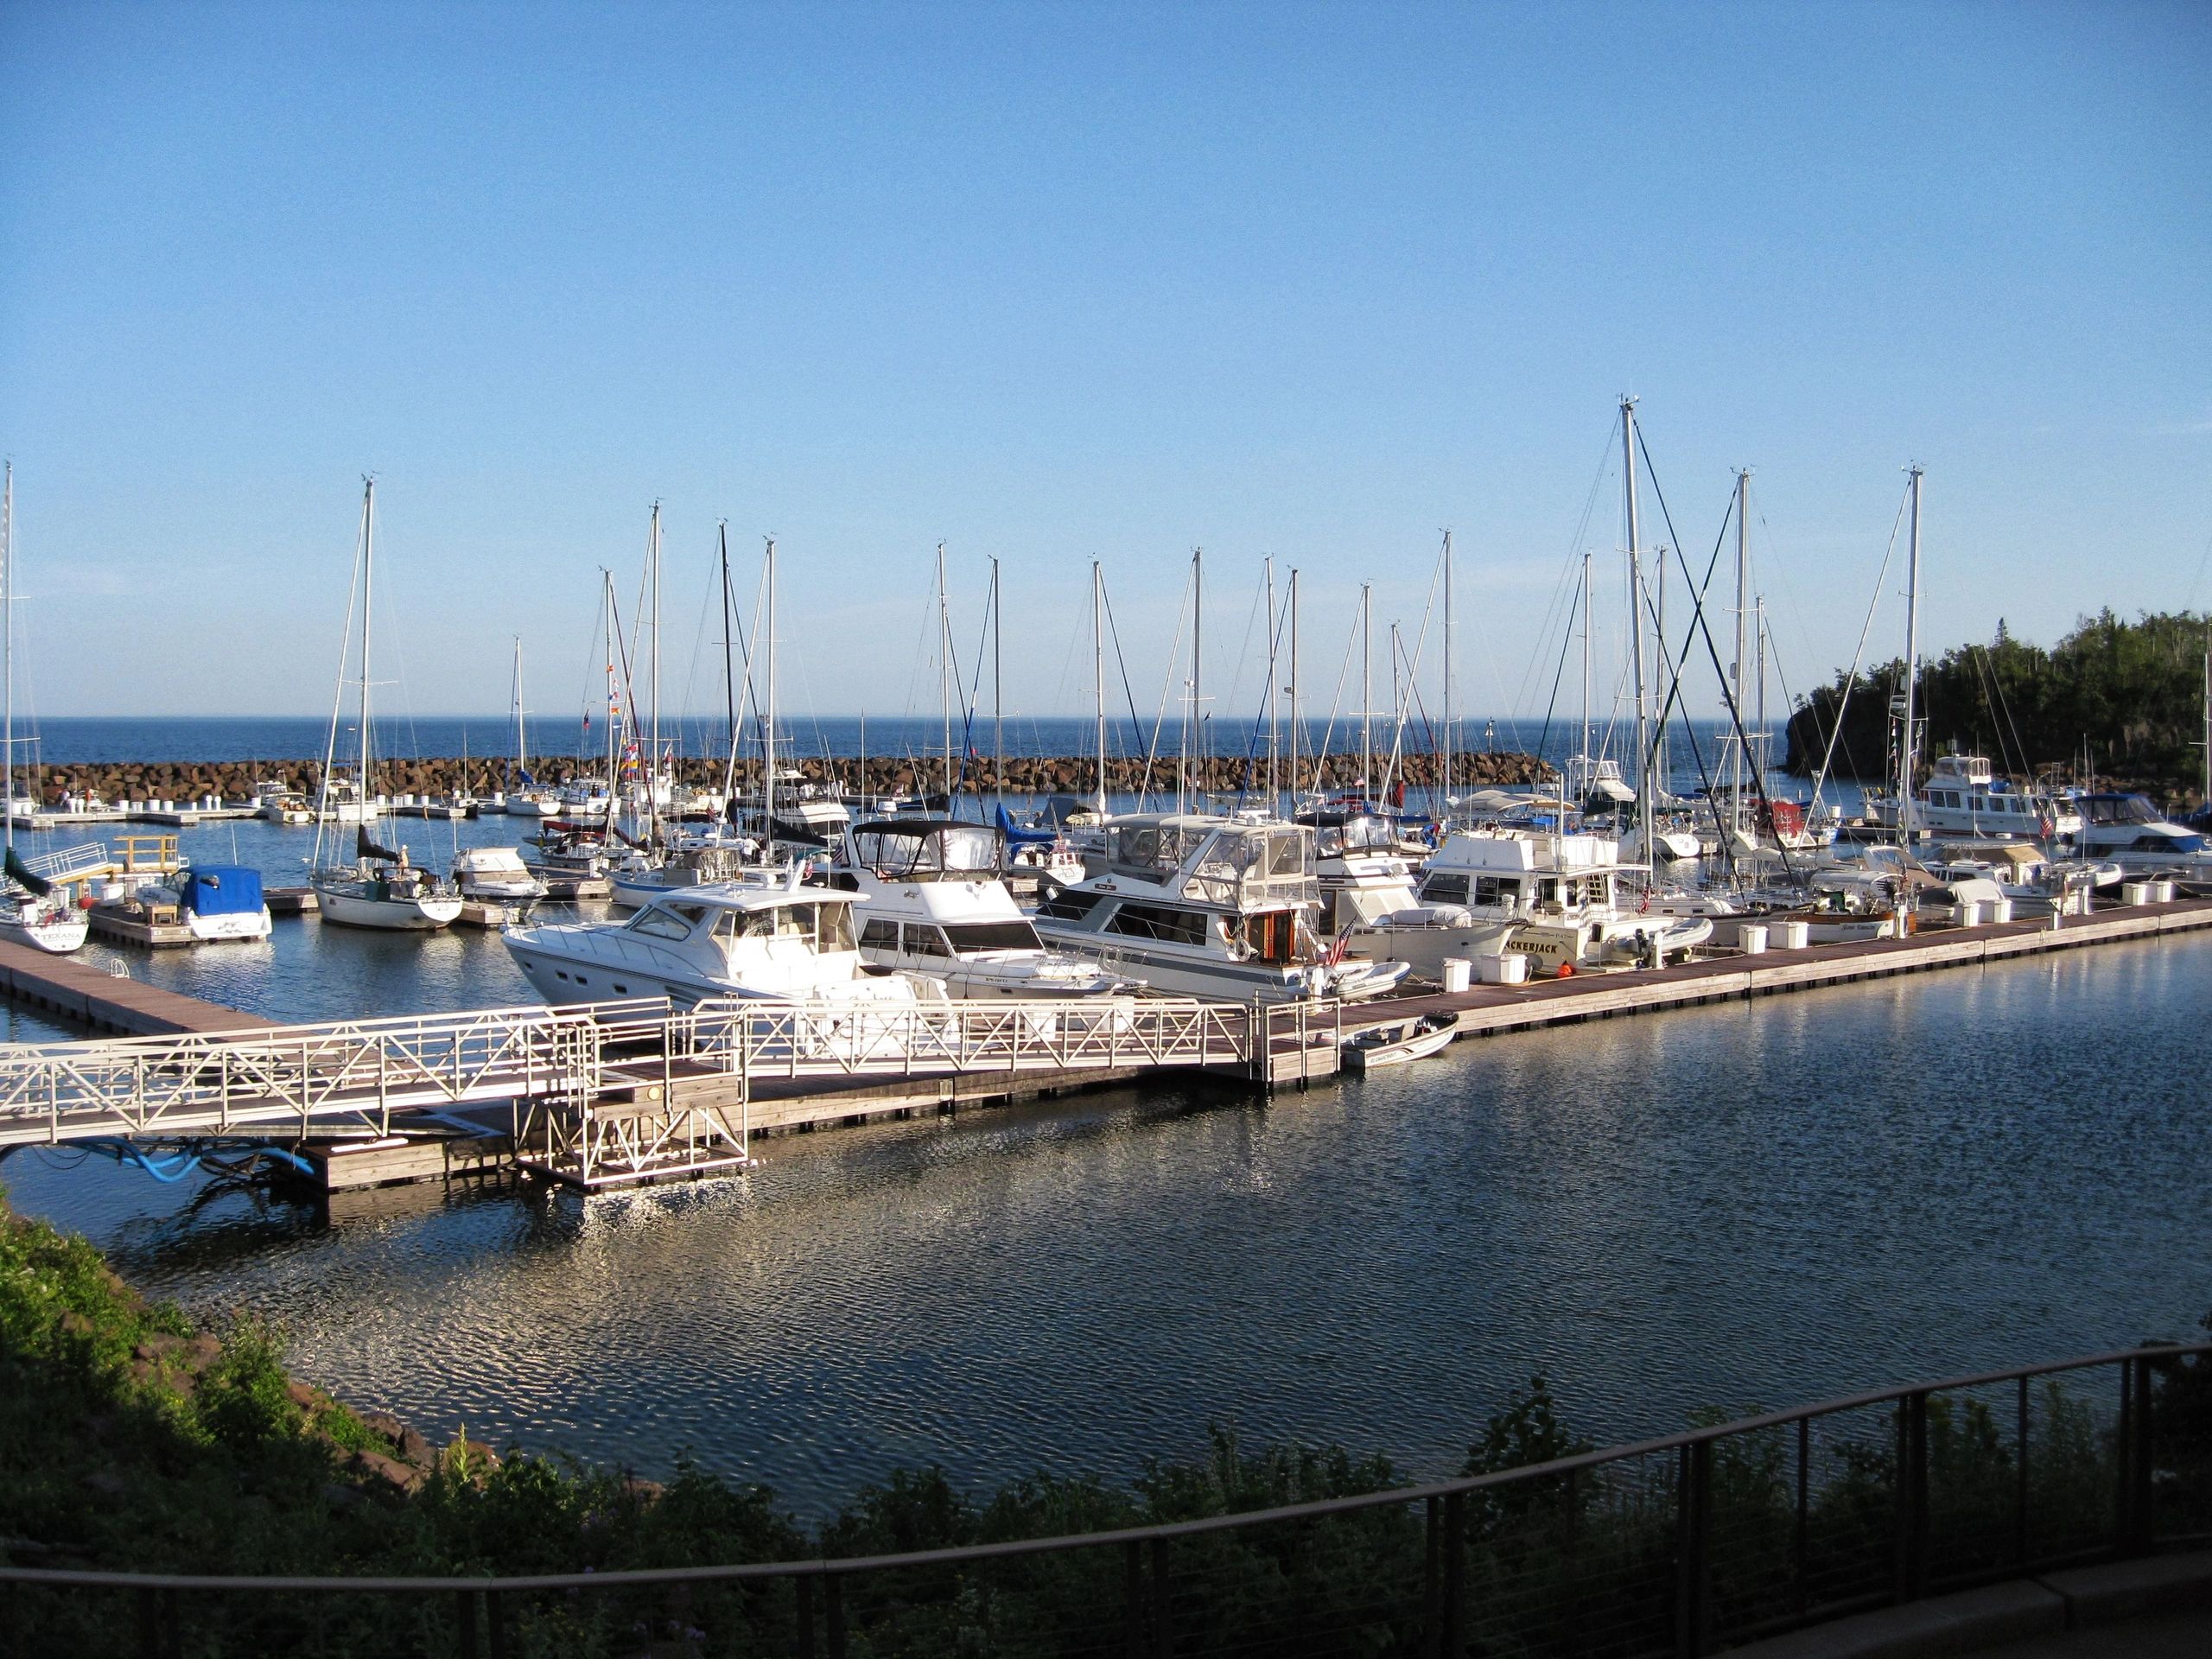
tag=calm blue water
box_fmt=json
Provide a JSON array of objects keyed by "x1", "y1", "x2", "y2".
[{"x1": 6, "y1": 929, "x2": 2207, "y2": 1518}]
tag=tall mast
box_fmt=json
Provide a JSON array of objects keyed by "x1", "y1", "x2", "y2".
[
  {"x1": 937, "y1": 540, "x2": 953, "y2": 810},
  {"x1": 3, "y1": 462, "x2": 13, "y2": 853},
  {"x1": 1091, "y1": 559, "x2": 1107, "y2": 817},
  {"x1": 719, "y1": 524, "x2": 736, "y2": 765},
  {"x1": 1580, "y1": 550, "x2": 1592, "y2": 791},
  {"x1": 1360, "y1": 582, "x2": 1373, "y2": 801},
  {"x1": 1288, "y1": 569, "x2": 1301, "y2": 814},
  {"x1": 1733, "y1": 468, "x2": 1751, "y2": 833},
  {"x1": 359, "y1": 475, "x2": 376, "y2": 834},
  {"x1": 1654, "y1": 543, "x2": 1668, "y2": 800},
  {"x1": 648, "y1": 502, "x2": 662, "y2": 840},
  {"x1": 512, "y1": 636, "x2": 526, "y2": 782},
  {"x1": 2202, "y1": 628, "x2": 2209, "y2": 814},
  {"x1": 1441, "y1": 530, "x2": 1453, "y2": 813},
  {"x1": 1263, "y1": 556, "x2": 1277, "y2": 809},
  {"x1": 1188, "y1": 547, "x2": 1203, "y2": 811},
  {"x1": 1756, "y1": 595, "x2": 1770, "y2": 783},
  {"x1": 1621, "y1": 397, "x2": 1649, "y2": 874},
  {"x1": 1900, "y1": 465, "x2": 1923, "y2": 844},
  {"x1": 990, "y1": 555, "x2": 1003, "y2": 819},
  {"x1": 602, "y1": 570, "x2": 619, "y2": 799},
  {"x1": 763, "y1": 536, "x2": 778, "y2": 865}
]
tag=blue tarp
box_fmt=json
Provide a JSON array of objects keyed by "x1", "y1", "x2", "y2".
[{"x1": 177, "y1": 866, "x2": 264, "y2": 916}]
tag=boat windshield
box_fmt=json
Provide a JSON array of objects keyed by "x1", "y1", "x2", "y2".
[
  {"x1": 850, "y1": 823, "x2": 1003, "y2": 879},
  {"x1": 2084, "y1": 796, "x2": 2161, "y2": 826},
  {"x1": 1306, "y1": 815, "x2": 1397, "y2": 855},
  {"x1": 709, "y1": 901, "x2": 856, "y2": 949}
]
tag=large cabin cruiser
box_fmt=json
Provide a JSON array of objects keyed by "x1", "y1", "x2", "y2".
[
  {"x1": 1865, "y1": 754, "x2": 2079, "y2": 841},
  {"x1": 1029, "y1": 812, "x2": 1408, "y2": 1003},
  {"x1": 2066, "y1": 792, "x2": 2212, "y2": 872},
  {"x1": 1294, "y1": 809, "x2": 1421, "y2": 938},
  {"x1": 830, "y1": 817, "x2": 1130, "y2": 997},
  {"x1": 1345, "y1": 829, "x2": 1711, "y2": 981},
  {"x1": 503, "y1": 882, "x2": 933, "y2": 1009}
]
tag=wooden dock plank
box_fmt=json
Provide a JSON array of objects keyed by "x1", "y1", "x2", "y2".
[{"x1": 0, "y1": 940, "x2": 275, "y2": 1037}]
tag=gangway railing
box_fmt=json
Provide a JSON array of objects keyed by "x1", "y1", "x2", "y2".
[
  {"x1": 21, "y1": 840, "x2": 118, "y2": 885},
  {"x1": 0, "y1": 994, "x2": 1321, "y2": 1156}
]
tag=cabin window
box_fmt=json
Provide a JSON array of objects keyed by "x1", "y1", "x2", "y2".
[
  {"x1": 1106, "y1": 902, "x2": 1210, "y2": 946},
  {"x1": 1268, "y1": 833, "x2": 1306, "y2": 876},
  {"x1": 773, "y1": 905, "x2": 815, "y2": 939},
  {"x1": 1421, "y1": 873, "x2": 1470, "y2": 906},
  {"x1": 1474, "y1": 876, "x2": 1519, "y2": 906},
  {"x1": 902, "y1": 924, "x2": 950, "y2": 957},
  {"x1": 944, "y1": 920, "x2": 1043, "y2": 953},
  {"x1": 1036, "y1": 889, "x2": 1105, "y2": 923},
  {"x1": 628, "y1": 911, "x2": 694, "y2": 941},
  {"x1": 669, "y1": 903, "x2": 709, "y2": 926},
  {"x1": 818, "y1": 906, "x2": 856, "y2": 950},
  {"x1": 860, "y1": 918, "x2": 899, "y2": 950}
]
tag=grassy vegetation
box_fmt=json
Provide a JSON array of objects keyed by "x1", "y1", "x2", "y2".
[{"x1": 3, "y1": 1190, "x2": 2207, "y2": 1657}]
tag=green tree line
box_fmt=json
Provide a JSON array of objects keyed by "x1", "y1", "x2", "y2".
[{"x1": 1784, "y1": 609, "x2": 2212, "y2": 798}]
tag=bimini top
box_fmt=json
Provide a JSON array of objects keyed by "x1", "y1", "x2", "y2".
[{"x1": 843, "y1": 819, "x2": 1005, "y2": 880}]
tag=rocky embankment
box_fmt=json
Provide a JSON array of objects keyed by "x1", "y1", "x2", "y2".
[{"x1": 19, "y1": 747, "x2": 1550, "y2": 804}]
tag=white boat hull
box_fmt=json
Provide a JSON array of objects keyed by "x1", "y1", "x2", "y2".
[
  {"x1": 315, "y1": 887, "x2": 462, "y2": 930},
  {"x1": 0, "y1": 909, "x2": 88, "y2": 954}
]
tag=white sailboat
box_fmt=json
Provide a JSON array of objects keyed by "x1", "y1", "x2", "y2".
[
  {"x1": 0, "y1": 465, "x2": 88, "y2": 954},
  {"x1": 502, "y1": 637, "x2": 562, "y2": 817},
  {"x1": 308, "y1": 479, "x2": 462, "y2": 931}
]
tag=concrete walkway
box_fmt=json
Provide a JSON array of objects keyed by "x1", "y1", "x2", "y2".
[{"x1": 1978, "y1": 1606, "x2": 2210, "y2": 1656}]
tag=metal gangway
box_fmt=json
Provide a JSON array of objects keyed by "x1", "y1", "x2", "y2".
[{"x1": 0, "y1": 993, "x2": 1328, "y2": 1187}]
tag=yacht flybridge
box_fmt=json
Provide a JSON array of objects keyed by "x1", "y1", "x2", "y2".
[
  {"x1": 832, "y1": 817, "x2": 1132, "y2": 997},
  {"x1": 1030, "y1": 812, "x2": 1408, "y2": 1003},
  {"x1": 503, "y1": 881, "x2": 938, "y2": 1009},
  {"x1": 1345, "y1": 828, "x2": 1712, "y2": 982}
]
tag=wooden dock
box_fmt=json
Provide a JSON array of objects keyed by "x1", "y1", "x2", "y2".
[
  {"x1": 1344, "y1": 897, "x2": 2212, "y2": 1042},
  {"x1": 0, "y1": 940, "x2": 275, "y2": 1036}
]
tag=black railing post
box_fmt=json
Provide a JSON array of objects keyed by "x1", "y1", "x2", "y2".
[
  {"x1": 2129, "y1": 1351, "x2": 2156, "y2": 1553},
  {"x1": 1125, "y1": 1540, "x2": 1145, "y2": 1659},
  {"x1": 1894, "y1": 1393, "x2": 1929, "y2": 1603},
  {"x1": 1675, "y1": 1440, "x2": 1711, "y2": 1656},
  {"x1": 1441, "y1": 1489, "x2": 1465, "y2": 1658},
  {"x1": 825, "y1": 1573, "x2": 846, "y2": 1659},
  {"x1": 1562, "y1": 1468, "x2": 1583, "y2": 1658},
  {"x1": 2113, "y1": 1358, "x2": 2133, "y2": 1549},
  {"x1": 485, "y1": 1587, "x2": 506, "y2": 1659},
  {"x1": 796, "y1": 1574, "x2": 815, "y2": 1659},
  {"x1": 2015, "y1": 1375, "x2": 2031, "y2": 1566},
  {"x1": 455, "y1": 1588, "x2": 479, "y2": 1659},
  {"x1": 1793, "y1": 1418, "x2": 1810, "y2": 1619},
  {"x1": 1150, "y1": 1537, "x2": 1172, "y2": 1659},
  {"x1": 1422, "y1": 1497, "x2": 1442, "y2": 1659},
  {"x1": 137, "y1": 1586, "x2": 159, "y2": 1659}
]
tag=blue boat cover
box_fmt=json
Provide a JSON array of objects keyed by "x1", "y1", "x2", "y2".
[
  {"x1": 178, "y1": 866, "x2": 264, "y2": 915},
  {"x1": 995, "y1": 804, "x2": 1057, "y2": 848}
]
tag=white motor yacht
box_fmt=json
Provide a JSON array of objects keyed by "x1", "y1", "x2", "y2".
[
  {"x1": 2066, "y1": 792, "x2": 2212, "y2": 874},
  {"x1": 1294, "y1": 808, "x2": 1422, "y2": 939},
  {"x1": 102, "y1": 864, "x2": 274, "y2": 943},
  {"x1": 450, "y1": 846, "x2": 550, "y2": 912},
  {"x1": 1346, "y1": 828, "x2": 1712, "y2": 981},
  {"x1": 1029, "y1": 812, "x2": 1408, "y2": 1003},
  {"x1": 253, "y1": 779, "x2": 314, "y2": 825},
  {"x1": 1866, "y1": 754, "x2": 2078, "y2": 841},
  {"x1": 503, "y1": 880, "x2": 936, "y2": 1009},
  {"x1": 832, "y1": 817, "x2": 1132, "y2": 997}
]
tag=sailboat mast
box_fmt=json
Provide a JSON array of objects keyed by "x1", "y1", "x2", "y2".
[
  {"x1": 1580, "y1": 550, "x2": 1592, "y2": 791},
  {"x1": 763, "y1": 536, "x2": 778, "y2": 864},
  {"x1": 360, "y1": 476, "x2": 376, "y2": 837},
  {"x1": 1621, "y1": 397, "x2": 1649, "y2": 874},
  {"x1": 1264, "y1": 556, "x2": 1277, "y2": 808},
  {"x1": 3, "y1": 462, "x2": 12, "y2": 854},
  {"x1": 990, "y1": 555, "x2": 1002, "y2": 819},
  {"x1": 1901, "y1": 465, "x2": 1923, "y2": 844},
  {"x1": 648, "y1": 502, "x2": 662, "y2": 841},
  {"x1": 1360, "y1": 582, "x2": 1373, "y2": 802},
  {"x1": 1733, "y1": 469, "x2": 1750, "y2": 833},
  {"x1": 1287, "y1": 568, "x2": 1300, "y2": 814},
  {"x1": 512, "y1": 636, "x2": 526, "y2": 783},
  {"x1": 720, "y1": 524, "x2": 736, "y2": 764},
  {"x1": 1092, "y1": 559, "x2": 1106, "y2": 817},
  {"x1": 602, "y1": 571, "x2": 619, "y2": 798},
  {"x1": 1441, "y1": 530, "x2": 1453, "y2": 814},
  {"x1": 1756, "y1": 595, "x2": 1770, "y2": 781},
  {"x1": 937, "y1": 540, "x2": 953, "y2": 810}
]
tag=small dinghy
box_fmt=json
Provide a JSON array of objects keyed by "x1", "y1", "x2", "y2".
[{"x1": 1342, "y1": 1012, "x2": 1457, "y2": 1071}]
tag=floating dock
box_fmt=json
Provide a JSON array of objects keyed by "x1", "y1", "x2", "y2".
[{"x1": 0, "y1": 940, "x2": 274, "y2": 1037}]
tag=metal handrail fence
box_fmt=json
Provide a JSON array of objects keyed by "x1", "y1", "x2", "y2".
[{"x1": 5, "y1": 1341, "x2": 2207, "y2": 1657}]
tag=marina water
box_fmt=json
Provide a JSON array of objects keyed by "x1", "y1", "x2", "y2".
[{"x1": 5, "y1": 881, "x2": 2208, "y2": 1517}]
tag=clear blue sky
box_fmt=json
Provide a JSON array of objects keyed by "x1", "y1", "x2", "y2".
[{"x1": 3, "y1": 1, "x2": 2207, "y2": 731}]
